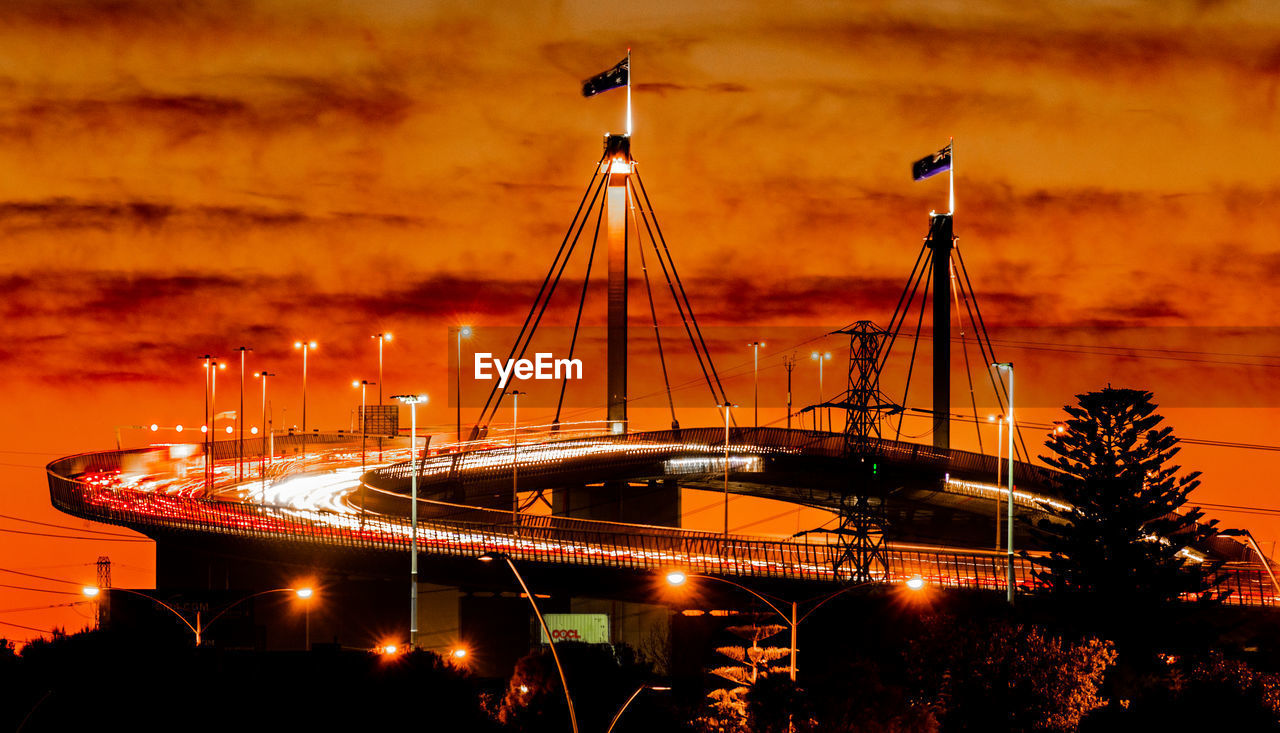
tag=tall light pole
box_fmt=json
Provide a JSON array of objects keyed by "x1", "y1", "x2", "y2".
[
  {"x1": 201, "y1": 355, "x2": 213, "y2": 490},
  {"x1": 258, "y1": 371, "x2": 274, "y2": 504},
  {"x1": 235, "y1": 346, "x2": 251, "y2": 482},
  {"x1": 204, "y1": 358, "x2": 225, "y2": 494},
  {"x1": 810, "y1": 351, "x2": 831, "y2": 432},
  {"x1": 722, "y1": 402, "x2": 735, "y2": 537},
  {"x1": 508, "y1": 389, "x2": 525, "y2": 526},
  {"x1": 992, "y1": 362, "x2": 1015, "y2": 605},
  {"x1": 606, "y1": 685, "x2": 671, "y2": 733},
  {"x1": 393, "y1": 393, "x2": 428, "y2": 647},
  {"x1": 748, "y1": 341, "x2": 765, "y2": 427},
  {"x1": 480, "y1": 552, "x2": 579, "y2": 733},
  {"x1": 783, "y1": 353, "x2": 796, "y2": 430},
  {"x1": 989, "y1": 413, "x2": 1005, "y2": 551},
  {"x1": 294, "y1": 340, "x2": 317, "y2": 463},
  {"x1": 296, "y1": 587, "x2": 314, "y2": 650},
  {"x1": 353, "y1": 380, "x2": 375, "y2": 526},
  {"x1": 373, "y1": 333, "x2": 392, "y2": 460},
  {"x1": 457, "y1": 326, "x2": 472, "y2": 444}
]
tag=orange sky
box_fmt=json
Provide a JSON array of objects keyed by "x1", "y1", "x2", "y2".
[{"x1": 2, "y1": 0, "x2": 1279, "y2": 644}]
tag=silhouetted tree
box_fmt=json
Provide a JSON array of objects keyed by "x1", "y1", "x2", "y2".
[
  {"x1": 1031, "y1": 387, "x2": 1221, "y2": 604},
  {"x1": 497, "y1": 642, "x2": 663, "y2": 733},
  {"x1": 907, "y1": 616, "x2": 1115, "y2": 732}
]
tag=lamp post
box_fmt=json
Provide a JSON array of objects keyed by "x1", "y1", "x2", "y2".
[
  {"x1": 508, "y1": 389, "x2": 525, "y2": 526},
  {"x1": 988, "y1": 413, "x2": 1004, "y2": 551},
  {"x1": 479, "y1": 552, "x2": 579, "y2": 733},
  {"x1": 748, "y1": 341, "x2": 765, "y2": 427},
  {"x1": 393, "y1": 393, "x2": 428, "y2": 647},
  {"x1": 353, "y1": 380, "x2": 375, "y2": 526},
  {"x1": 201, "y1": 355, "x2": 213, "y2": 486},
  {"x1": 457, "y1": 326, "x2": 472, "y2": 444},
  {"x1": 235, "y1": 346, "x2": 251, "y2": 482},
  {"x1": 992, "y1": 362, "x2": 1015, "y2": 605},
  {"x1": 606, "y1": 684, "x2": 671, "y2": 733},
  {"x1": 810, "y1": 351, "x2": 831, "y2": 431},
  {"x1": 82, "y1": 586, "x2": 312, "y2": 647},
  {"x1": 203, "y1": 357, "x2": 226, "y2": 494},
  {"x1": 373, "y1": 333, "x2": 392, "y2": 459},
  {"x1": 722, "y1": 402, "x2": 735, "y2": 537},
  {"x1": 783, "y1": 354, "x2": 796, "y2": 430},
  {"x1": 294, "y1": 340, "x2": 317, "y2": 464},
  {"x1": 296, "y1": 587, "x2": 314, "y2": 650},
  {"x1": 257, "y1": 372, "x2": 274, "y2": 504},
  {"x1": 665, "y1": 572, "x2": 925, "y2": 682}
]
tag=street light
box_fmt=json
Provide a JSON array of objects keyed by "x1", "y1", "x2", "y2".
[
  {"x1": 508, "y1": 389, "x2": 526, "y2": 526},
  {"x1": 257, "y1": 371, "x2": 275, "y2": 504},
  {"x1": 373, "y1": 333, "x2": 392, "y2": 460},
  {"x1": 988, "y1": 412, "x2": 1004, "y2": 551},
  {"x1": 82, "y1": 586, "x2": 311, "y2": 647},
  {"x1": 991, "y1": 362, "x2": 1015, "y2": 605},
  {"x1": 353, "y1": 380, "x2": 375, "y2": 527},
  {"x1": 606, "y1": 684, "x2": 672, "y2": 733},
  {"x1": 296, "y1": 587, "x2": 314, "y2": 650},
  {"x1": 294, "y1": 340, "x2": 317, "y2": 463},
  {"x1": 748, "y1": 341, "x2": 765, "y2": 427},
  {"x1": 235, "y1": 346, "x2": 252, "y2": 482},
  {"x1": 457, "y1": 326, "x2": 472, "y2": 444},
  {"x1": 810, "y1": 351, "x2": 831, "y2": 431},
  {"x1": 665, "y1": 572, "x2": 925, "y2": 682},
  {"x1": 721, "y1": 402, "x2": 736, "y2": 537},
  {"x1": 479, "y1": 552, "x2": 579, "y2": 733},
  {"x1": 393, "y1": 393, "x2": 428, "y2": 648}
]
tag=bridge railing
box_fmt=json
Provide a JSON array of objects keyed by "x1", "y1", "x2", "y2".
[
  {"x1": 46, "y1": 447, "x2": 1279, "y2": 607},
  {"x1": 371, "y1": 427, "x2": 1058, "y2": 492}
]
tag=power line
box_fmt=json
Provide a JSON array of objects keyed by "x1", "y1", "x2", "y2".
[
  {"x1": 0, "y1": 583, "x2": 82, "y2": 596},
  {"x1": 0, "y1": 619, "x2": 53, "y2": 634},
  {"x1": 0, "y1": 513, "x2": 143, "y2": 538},
  {"x1": 0, "y1": 527, "x2": 150, "y2": 543},
  {"x1": 0, "y1": 568, "x2": 83, "y2": 586}
]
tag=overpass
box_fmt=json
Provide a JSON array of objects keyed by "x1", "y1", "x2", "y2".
[{"x1": 46, "y1": 430, "x2": 1278, "y2": 606}]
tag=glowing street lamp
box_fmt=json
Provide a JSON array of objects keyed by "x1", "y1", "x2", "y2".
[
  {"x1": 810, "y1": 351, "x2": 832, "y2": 431},
  {"x1": 991, "y1": 361, "x2": 1015, "y2": 605},
  {"x1": 507, "y1": 389, "x2": 526, "y2": 526},
  {"x1": 235, "y1": 345, "x2": 252, "y2": 482},
  {"x1": 480, "y1": 552, "x2": 578, "y2": 733},
  {"x1": 721, "y1": 402, "x2": 736, "y2": 537},
  {"x1": 393, "y1": 393, "x2": 428, "y2": 648},
  {"x1": 606, "y1": 685, "x2": 671, "y2": 733},
  {"x1": 296, "y1": 587, "x2": 314, "y2": 650},
  {"x1": 294, "y1": 340, "x2": 317, "y2": 463},
  {"x1": 353, "y1": 379, "x2": 375, "y2": 526},
  {"x1": 373, "y1": 332, "x2": 392, "y2": 460},
  {"x1": 82, "y1": 585, "x2": 310, "y2": 647},
  {"x1": 988, "y1": 413, "x2": 1004, "y2": 550},
  {"x1": 748, "y1": 341, "x2": 765, "y2": 427},
  {"x1": 257, "y1": 371, "x2": 275, "y2": 504},
  {"x1": 457, "y1": 326, "x2": 472, "y2": 444},
  {"x1": 665, "y1": 572, "x2": 924, "y2": 682}
]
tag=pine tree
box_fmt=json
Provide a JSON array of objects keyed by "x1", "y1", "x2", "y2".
[{"x1": 1030, "y1": 387, "x2": 1221, "y2": 604}]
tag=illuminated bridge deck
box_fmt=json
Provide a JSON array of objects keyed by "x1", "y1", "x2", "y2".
[{"x1": 44, "y1": 430, "x2": 1279, "y2": 607}]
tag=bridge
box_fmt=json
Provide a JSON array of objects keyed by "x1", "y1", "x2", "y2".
[{"x1": 45, "y1": 430, "x2": 1278, "y2": 607}]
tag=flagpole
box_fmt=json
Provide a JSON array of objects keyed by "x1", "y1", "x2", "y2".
[
  {"x1": 948, "y1": 136, "x2": 955, "y2": 215},
  {"x1": 626, "y1": 48, "x2": 632, "y2": 137}
]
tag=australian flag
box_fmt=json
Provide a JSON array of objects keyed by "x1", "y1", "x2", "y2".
[
  {"x1": 912, "y1": 143, "x2": 953, "y2": 181},
  {"x1": 582, "y1": 57, "x2": 629, "y2": 97}
]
